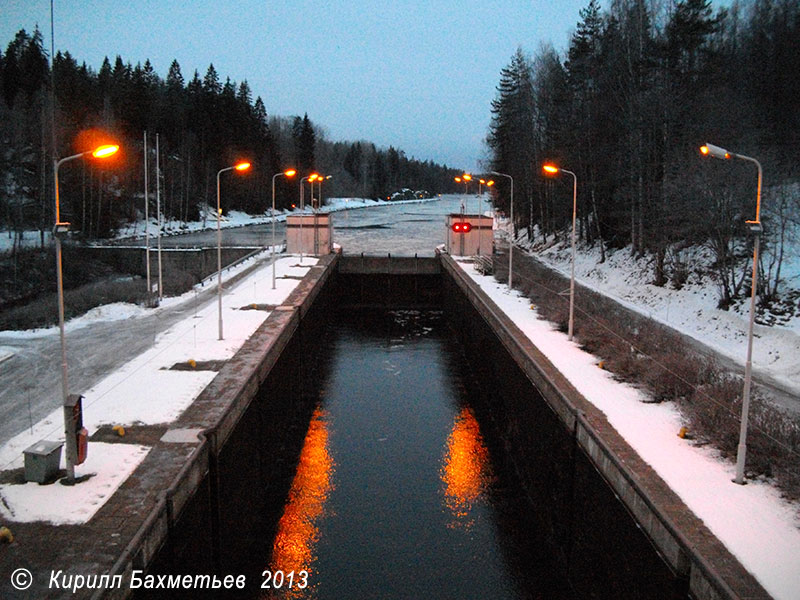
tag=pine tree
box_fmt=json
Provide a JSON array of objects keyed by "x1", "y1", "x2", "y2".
[
  {"x1": 293, "y1": 113, "x2": 315, "y2": 174},
  {"x1": 487, "y1": 47, "x2": 537, "y2": 232}
]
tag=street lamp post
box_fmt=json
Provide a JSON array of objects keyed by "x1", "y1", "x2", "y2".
[
  {"x1": 543, "y1": 164, "x2": 578, "y2": 341},
  {"x1": 53, "y1": 143, "x2": 119, "y2": 483},
  {"x1": 299, "y1": 174, "x2": 318, "y2": 262},
  {"x1": 700, "y1": 143, "x2": 763, "y2": 485},
  {"x1": 216, "y1": 161, "x2": 251, "y2": 340},
  {"x1": 272, "y1": 169, "x2": 297, "y2": 289},
  {"x1": 155, "y1": 133, "x2": 163, "y2": 300},
  {"x1": 143, "y1": 132, "x2": 151, "y2": 299},
  {"x1": 490, "y1": 171, "x2": 514, "y2": 290},
  {"x1": 314, "y1": 175, "x2": 332, "y2": 255},
  {"x1": 317, "y1": 174, "x2": 332, "y2": 208}
]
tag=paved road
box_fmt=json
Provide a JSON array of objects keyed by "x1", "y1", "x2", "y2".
[{"x1": 0, "y1": 252, "x2": 273, "y2": 447}]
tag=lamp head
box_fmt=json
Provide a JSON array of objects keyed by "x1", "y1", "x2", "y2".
[
  {"x1": 542, "y1": 164, "x2": 559, "y2": 175},
  {"x1": 700, "y1": 143, "x2": 731, "y2": 160},
  {"x1": 91, "y1": 144, "x2": 119, "y2": 159},
  {"x1": 454, "y1": 177, "x2": 461, "y2": 183},
  {"x1": 486, "y1": 180, "x2": 495, "y2": 187},
  {"x1": 284, "y1": 168, "x2": 297, "y2": 177},
  {"x1": 234, "y1": 161, "x2": 251, "y2": 171},
  {"x1": 309, "y1": 173, "x2": 319, "y2": 182},
  {"x1": 463, "y1": 174, "x2": 472, "y2": 181}
]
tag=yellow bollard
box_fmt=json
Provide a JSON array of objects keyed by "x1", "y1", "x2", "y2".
[
  {"x1": 0, "y1": 526, "x2": 13, "y2": 544},
  {"x1": 112, "y1": 425, "x2": 126, "y2": 437}
]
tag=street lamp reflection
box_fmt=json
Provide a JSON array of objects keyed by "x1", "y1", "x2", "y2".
[
  {"x1": 440, "y1": 407, "x2": 490, "y2": 527},
  {"x1": 267, "y1": 408, "x2": 334, "y2": 589}
]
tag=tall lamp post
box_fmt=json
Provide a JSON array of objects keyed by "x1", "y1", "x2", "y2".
[
  {"x1": 543, "y1": 164, "x2": 578, "y2": 341},
  {"x1": 216, "y1": 161, "x2": 251, "y2": 340},
  {"x1": 299, "y1": 173, "x2": 319, "y2": 262},
  {"x1": 54, "y1": 143, "x2": 119, "y2": 483},
  {"x1": 700, "y1": 142, "x2": 763, "y2": 485},
  {"x1": 490, "y1": 171, "x2": 514, "y2": 290},
  {"x1": 316, "y1": 174, "x2": 332, "y2": 208},
  {"x1": 313, "y1": 175, "x2": 332, "y2": 256},
  {"x1": 272, "y1": 168, "x2": 297, "y2": 289}
]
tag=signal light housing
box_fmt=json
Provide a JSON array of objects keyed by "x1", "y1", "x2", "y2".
[{"x1": 451, "y1": 222, "x2": 472, "y2": 233}]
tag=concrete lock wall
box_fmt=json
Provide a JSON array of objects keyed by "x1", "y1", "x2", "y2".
[
  {"x1": 115, "y1": 253, "x2": 769, "y2": 600},
  {"x1": 439, "y1": 253, "x2": 770, "y2": 600},
  {"x1": 286, "y1": 214, "x2": 332, "y2": 256},
  {"x1": 102, "y1": 255, "x2": 339, "y2": 599}
]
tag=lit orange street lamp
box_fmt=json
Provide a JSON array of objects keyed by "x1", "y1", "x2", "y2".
[
  {"x1": 216, "y1": 161, "x2": 251, "y2": 340},
  {"x1": 272, "y1": 168, "x2": 297, "y2": 289},
  {"x1": 543, "y1": 163, "x2": 578, "y2": 341},
  {"x1": 700, "y1": 142, "x2": 763, "y2": 485},
  {"x1": 54, "y1": 143, "x2": 119, "y2": 483}
]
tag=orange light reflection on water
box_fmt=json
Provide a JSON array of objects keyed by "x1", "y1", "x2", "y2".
[
  {"x1": 440, "y1": 407, "x2": 491, "y2": 527},
  {"x1": 263, "y1": 408, "x2": 334, "y2": 598}
]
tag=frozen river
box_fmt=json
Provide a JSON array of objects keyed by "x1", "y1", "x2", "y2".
[
  {"x1": 136, "y1": 194, "x2": 492, "y2": 256},
  {"x1": 332, "y1": 194, "x2": 489, "y2": 256}
]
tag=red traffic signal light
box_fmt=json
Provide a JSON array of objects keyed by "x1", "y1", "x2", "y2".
[{"x1": 451, "y1": 222, "x2": 472, "y2": 233}]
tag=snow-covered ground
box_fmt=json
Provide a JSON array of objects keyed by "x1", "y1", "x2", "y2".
[
  {"x1": 494, "y1": 213, "x2": 800, "y2": 400},
  {"x1": 0, "y1": 254, "x2": 317, "y2": 524},
  {"x1": 457, "y1": 258, "x2": 800, "y2": 600}
]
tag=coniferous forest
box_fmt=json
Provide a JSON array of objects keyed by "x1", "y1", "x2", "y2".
[
  {"x1": 487, "y1": 0, "x2": 799, "y2": 306},
  {"x1": 0, "y1": 29, "x2": 461, "y2": 243}
]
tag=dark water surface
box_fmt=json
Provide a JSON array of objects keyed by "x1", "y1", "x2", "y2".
[{"x1": 252, "y1": 310, "x2": 573, "y2": 600}]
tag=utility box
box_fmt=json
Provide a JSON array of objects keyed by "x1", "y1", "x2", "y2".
[
  {"x1": 23, "y1": 440, "x2": 63, "y2": 483},
  {"x1": 446, "y1": 214, "x2": 494, "y2": 256},
  {"x1": 286, "y1": 213, "x2": 333, "y2": 256}
]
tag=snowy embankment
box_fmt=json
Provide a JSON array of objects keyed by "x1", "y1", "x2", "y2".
[
  {"x1": 494, "y1": 214, "x2": 800, "y2": 399},
  {"x1": 0, "y1": 254, "x2": 317, "y2": 524},
  {"x1": 456, "y1": 258, "x2": 800, "y2": 600},
  {"x1": 538, "y1": 241, "x2": 800, "y2": 396}
]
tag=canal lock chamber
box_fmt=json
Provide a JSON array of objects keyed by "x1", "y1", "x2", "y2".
[{"x1": 140, "y1": 254, "x2": 712, "y2": 599}]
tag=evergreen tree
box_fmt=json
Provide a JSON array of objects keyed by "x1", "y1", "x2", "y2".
[
  {"x1": 293, "y1": 113, "x2": 315, "y2": 174},
  {"x1": 487, "y1": 47, "x2": 537, "y2": 232}
]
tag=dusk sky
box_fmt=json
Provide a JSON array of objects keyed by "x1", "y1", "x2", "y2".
[{"x1": 3, "y1": 0, "x2": 596, "y2": 171}]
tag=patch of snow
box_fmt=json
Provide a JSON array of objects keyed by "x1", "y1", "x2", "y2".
[
  {"x1": 0, "y1": 347, "x2": 14, "y2": 364},
  {"x1": 0, "y1": 443, "x2": 149, "y2": 525},
  {"x1": 526, "y1": 238, "x2": 800, "y2": 397}
]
